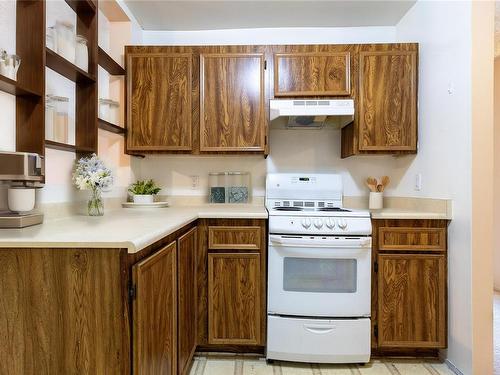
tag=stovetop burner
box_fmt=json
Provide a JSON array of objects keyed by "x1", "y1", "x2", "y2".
[
  {"x1": 273, "y1": 207, "x2": 304, "y2": 211},
  {"x1": 318, "y1": 207, "x2": 352, "y2": 212}
]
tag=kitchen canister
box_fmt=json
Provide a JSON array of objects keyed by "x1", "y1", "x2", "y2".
[
  {"x1": 55, "y1": 21, "x2": 76, "y2": 64},
  {"x1": 75, "y1": 35, "x2": 88, "y2": 72},
  {"x1": 45, "y1": 95, "x2": 56, "y2": 141},
  {"x1": 369, "y1": 192, "x2": 383, "y2": 210},
  {"x1": 52, "y1": 95, "x2": 69, "y2": 144},
  {"x1": 8, "y1": 188, "x2": 36, "y2": 212}
]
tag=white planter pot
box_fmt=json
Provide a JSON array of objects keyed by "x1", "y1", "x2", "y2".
[
  {"x1": 133, "y1": 194, "x2": 154, "y2": 204},
  {"x1": 369, "y1": 192, "x2": 383, "y2": 210},
  {"x1": 8, "y1": 188, "x2": 36, "y2": 212}
]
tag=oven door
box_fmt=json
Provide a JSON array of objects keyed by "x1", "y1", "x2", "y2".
[{"x1": 268, "y1": 234, "x2": 371, "y2": 317}]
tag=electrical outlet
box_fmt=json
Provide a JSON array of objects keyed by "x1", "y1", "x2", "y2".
[
  {"x1": 415, "y1": 173, "x2": 422, "y2": 191},
  {"x1": 190, "y1": 175, "x2": 199, "y2": 190}
]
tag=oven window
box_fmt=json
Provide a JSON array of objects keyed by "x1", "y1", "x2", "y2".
[{"x1": 283, "y1": 258, "x2": 357, "y2": 293}]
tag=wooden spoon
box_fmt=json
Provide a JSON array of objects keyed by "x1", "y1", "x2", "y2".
[
  {"x1": 366, "y1": 177, "x2": 378, "y2": 192},
  {"x1": 380, "y1": 176, "x2": 390, "y2": 191}
]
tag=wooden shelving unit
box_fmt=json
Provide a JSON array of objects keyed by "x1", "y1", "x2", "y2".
[
  {"x1": 46, "y1": 48, "x2": 96, "y2": 83},
  {"x1": 14, "y1": 0, "x2": 131, "y2": 158},
  {"x1": 98, "y1": 118, "x2": 126, "y2": 135},
  {"x1": 98, "y1": 47, "x2": 125, "y2": 76},
  {"x1": 0, "y1": 75, "x2": 42, "y2": 97}
]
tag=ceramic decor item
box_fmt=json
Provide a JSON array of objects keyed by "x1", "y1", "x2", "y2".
[
  {"x1": 7, "y1": 188, "x2": 35, "y2": 212},
  {"x1": 228, "y1": 186, "x2": 249, "y2": 203},
  {"x1": 210, "y1": 187, "x2": 225, "y2": 203},
  {"x1": 369, "y1": 192, "x2": 383, "y2": 210}
]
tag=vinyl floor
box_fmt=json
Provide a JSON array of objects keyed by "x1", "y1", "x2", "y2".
[{"x1": 189, "y1": 355, "x2": 456, "y2": 375}]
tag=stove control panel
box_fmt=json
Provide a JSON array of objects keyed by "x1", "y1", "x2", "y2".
[{"x1": 270, "y1": 216, "x2": 372, "y2": 236}]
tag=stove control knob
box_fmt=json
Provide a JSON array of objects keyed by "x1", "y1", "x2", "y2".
[
  {"x1": 338, "y1": 219, "x2": 348, "y2": 230},
  {"x1": 301, "y1": 218, "x2": 311, "y2": 229},
  {"x1": 325, "y1": 218, "x2": 335, "y2": 229},
  {"x1": 314, "y1": 219, "x2": 323, "y2": 229}
]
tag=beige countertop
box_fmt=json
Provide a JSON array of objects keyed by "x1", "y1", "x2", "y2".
[{"x1": 0, "y1": 203, "x2": 268, "y2": 254}]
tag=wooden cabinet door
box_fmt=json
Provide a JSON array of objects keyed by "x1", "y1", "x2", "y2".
[
  {"x1": 274, "y1": 52, "x2": 350, "y2": 96},
  {"x1": 200, "y1": 53, "x2": 266, "y2": 152},
  {"x1": 358, "y1": 51, "x2": 417, "y2": 152},
  {"x1": 133, "y1": 241, "x2": 177, "y2": 375},
  {"x1": 177, "y1": 228, "x2": 198, "y2": 375},
  {"x1": 127, "y1": 53, "x2": 192, "y2": 151},
  {"x1": 208, "y1": 253, "x2": 261, "y2": 345},
  {"x1": 377, "y1": 254, "x2": 446, "y2": 348}
]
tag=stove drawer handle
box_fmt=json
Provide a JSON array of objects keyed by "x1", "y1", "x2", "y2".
[{"x1": 303, "y1": 324, "x2": 336, "y2": 335}]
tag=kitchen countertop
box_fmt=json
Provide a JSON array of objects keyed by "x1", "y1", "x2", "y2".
[
  {"x1": 369, "y1": 208, "x2": 451, "y2": 220},
  {"x1": 0, "y1": 204, "x2": 268, "y2": 254}
]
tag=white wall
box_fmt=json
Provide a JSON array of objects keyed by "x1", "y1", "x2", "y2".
[{"x1": 397, "y1": 1, "x2": 494, "y2": 374}]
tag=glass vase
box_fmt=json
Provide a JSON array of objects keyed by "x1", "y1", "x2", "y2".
[{"x1": 88, "y1": 188, "x2": 104, "y2": 216}]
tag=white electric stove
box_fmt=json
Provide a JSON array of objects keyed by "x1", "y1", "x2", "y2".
[{"x1": 266, "y1": 173, "x2": 372, "y2": 364}]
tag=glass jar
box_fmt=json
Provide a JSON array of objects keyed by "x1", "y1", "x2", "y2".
[
  {"x1": 55, "y1": 21, "x2": 75, "y2": 64},
  {"x1": 52, "y1": 95, "x2": 69, "y2": 144},
  {"x1": 208, "y1": 172, "x2": 227, "y2": 203},
  {"x1": 45, "y1": 95, "x2": 56, "y2": 141},
  {"x1": 226, "y1": 172, "x2": 250, "y2": 203},
  {"x1": 109, "y1": 100, "x2": 120, "y2": 124},
  {"x1": 75, "y1": 35, "x2": 88, "y2": 72},
  {"x1": 99, "y1": 98, "x2": 113, "y2": 122},
  {"x1": 46, "y1": 26, "x2": 57, "y2": 51}
]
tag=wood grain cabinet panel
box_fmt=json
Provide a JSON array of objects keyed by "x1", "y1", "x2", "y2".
[
  {"x1": 378, "y1": 227, "x2": 446, "y2": 252},
  {"x1": 377, "y1": 253, "x2": 446, "y2": 348},
  {"x1": 274, "y1": 52, "x2": 350, "y2": 96},
  {"x1": 177, "y1": 228, "x2": 198, "y2": 375},
  {"x1": 358, "y1": 51, "x2": 417, "y2": 151},
  {"x1": 133, "y1": 241, "x2": 178, "y2": 375},
  {"x1": 208, "y1": 253, "x2": 261, "y2": 345},
  {"x1": 208, "y1": 226, "x2": 262, "y2": 250},
  {"x1": 127, "y1": 53, "x2": 192, "y2": 151},
  {"x1": 200, "y1": 53, "x2": 266, "y2": 152}
]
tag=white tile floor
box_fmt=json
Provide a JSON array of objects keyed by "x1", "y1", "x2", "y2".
[{"x1": 189, "y1": 355, "x2": 456, "y2": 375}]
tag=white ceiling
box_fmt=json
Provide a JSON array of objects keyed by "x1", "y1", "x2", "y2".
[{"x1": 124, "y1": 0, "x2": 417, "y2": 31}]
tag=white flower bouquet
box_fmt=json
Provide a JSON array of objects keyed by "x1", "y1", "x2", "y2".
[{"x1": 72, "y1": 154, "x2": 113, "y2": 216}]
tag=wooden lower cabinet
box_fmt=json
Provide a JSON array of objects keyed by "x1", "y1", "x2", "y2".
[
  {"x1": 372, "y1": 219, "x2": 448, "y2": 353},
  {"x1": 133, "y1": 241, "x2": 178, "y2": 375},
  {"x1": 377, "y1": 253, "x2": 446, "y2": 348},
  {"x1": 208, "y1": 253, "x2": 261, "y2": 345},
  {"x1": 177, "y1": 228, "x2": 198, "y2": 375}
]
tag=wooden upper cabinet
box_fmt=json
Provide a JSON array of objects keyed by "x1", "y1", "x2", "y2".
[
  {"x1": 377, "y1": 254, "x2": 446, "y2": 348},
  {"x1": 127, "y1": 52, "x2": 192, "y2": 151},
  {"x1": 208, "y1": 253, "x2": 262, "y2": 345},
  {"x1": 200, "y1": 53, "x2": 266, "y2": 152},
  {"x1": 274, "y1": 52, "x2": 350, "y2": 96},
  {"x1": 133, "y1": 241, "x2": 177, "y2": 375},
  {"x1": 177, "y1": 228, "x2": 198, "y2": 375},
  {"x1": 358, "y1": 50, "x2": 417, "y2": 152}
]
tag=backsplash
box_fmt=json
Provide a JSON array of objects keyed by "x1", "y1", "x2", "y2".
[{"x1": 135, "y1": 128, "x2": 414, "y2": 198}]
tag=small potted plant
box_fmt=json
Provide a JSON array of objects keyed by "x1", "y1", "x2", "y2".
[{"x1": 128, "y1": 179, "x2": 162, "y2": 204}]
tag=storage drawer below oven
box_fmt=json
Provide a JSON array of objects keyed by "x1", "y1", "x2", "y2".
[{"x1": 267, "y1": 315, "x2": 370, "y2": 364}]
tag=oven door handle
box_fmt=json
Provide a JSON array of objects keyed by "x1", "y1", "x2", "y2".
[{"x1": 269, "y1": 235, "x2": 371, "y2": 248}]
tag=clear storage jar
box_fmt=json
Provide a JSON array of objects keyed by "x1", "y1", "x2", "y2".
[
  {"x1": 109, "y1": 100, "x2": 120, "y2": 124},
  {"x1": 226, "y1": 172, "x2": 250, "y2": 203},
  {"x1": 55, "y1": 21, "x2": 75, "y2": 64},
  {"x1": 75, "y1": 35, "x2": 88, "y2": 72},
  {"x1": 46, "y1": 26, "x2": 57, "y2": 51},
  {"x1": 45, "y1": 95, "x2": 56, "y2": 141},
  {"x1": 208, "y1": 172, "x2": 227, "y2": 203},
  {"x1": 52, "y1": 95, "x2": 69, "y2": 144},
  {"x1": 99, "y1": 98, "x2": 112, "y2": 121}
]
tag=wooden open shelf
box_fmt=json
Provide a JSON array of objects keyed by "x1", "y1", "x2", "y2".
[
  {"x1": 64, "y1": 0, "x2": 96, "y2": 14},
  {"x1": 45, "y1": 140, "x2": 76, "y2": 152},
  {"x1": 0, "y1": 74, "x2": 42, "y2": 97},
  {"x1": 46, "y1": 48, "x2": 96, "y2": 83},
  {"x1": 45, "y1": 140, "x2": 96, "y2": 153},
  {"x1": 98, "y1": 47, "x2": 125, "y2": 75},
  {"x1": 98, "y1": 118, "x2": 126, "y2": 134}
]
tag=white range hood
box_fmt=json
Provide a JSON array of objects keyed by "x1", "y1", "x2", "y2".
[{"x1": 270, "y1": 99, "x2": 354, "y2": 129}]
